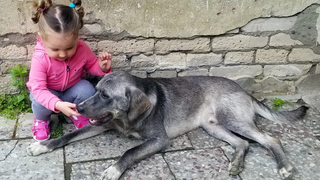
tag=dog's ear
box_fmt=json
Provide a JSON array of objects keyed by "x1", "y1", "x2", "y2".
[{"x1": 126, "y1": 87, "x2": 151, "y2": 121}]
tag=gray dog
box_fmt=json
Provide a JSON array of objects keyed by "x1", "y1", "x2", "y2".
[{"x1": 27, "y1": 71, "x2": 308, "y2": 180}]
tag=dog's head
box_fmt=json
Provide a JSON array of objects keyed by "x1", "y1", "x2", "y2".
[{"x1": 77, "y1": 71, "x2": 151, "y2": 126}]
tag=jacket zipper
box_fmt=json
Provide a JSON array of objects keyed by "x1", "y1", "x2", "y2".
[{"x1": 62, "y1": 61, "x2": 70, "y2": 91}]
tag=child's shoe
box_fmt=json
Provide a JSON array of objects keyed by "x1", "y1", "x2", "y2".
[
  {"x1": 32, "y1": 118, "x2": 50, "y2": 141},
  {"x1": 69, "y1": 115, "x2": 89, "y2": 129}
]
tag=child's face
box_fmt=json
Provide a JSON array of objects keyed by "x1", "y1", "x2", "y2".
[{"x1": 41, "y1": 32, "x2": 78, "y2": 61}]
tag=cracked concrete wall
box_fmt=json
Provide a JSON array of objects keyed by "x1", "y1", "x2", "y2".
[{"x1": 0, "y1": 0, "x2": 320, "y2": 96}]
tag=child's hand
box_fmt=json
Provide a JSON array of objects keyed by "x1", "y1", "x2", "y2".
[
  {"x1": 55, "y1": 101, "x2": 81, "y2": 117},
  {"x1": 98, "y1": 52, "x2": 112, "y2": 73}
]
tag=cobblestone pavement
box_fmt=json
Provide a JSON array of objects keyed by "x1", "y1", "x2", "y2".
[{"x1": 1, "y1": 94, "x2": 320, "y2": 180}]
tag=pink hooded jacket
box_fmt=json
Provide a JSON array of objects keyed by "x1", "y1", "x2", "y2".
[{"x1": 27, "y1": 38, "x2": 109, "y2": 112}]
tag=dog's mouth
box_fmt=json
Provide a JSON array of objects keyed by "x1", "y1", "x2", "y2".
[{"x1": 89, "y1": 113, "x2": 113, "y2": 126}]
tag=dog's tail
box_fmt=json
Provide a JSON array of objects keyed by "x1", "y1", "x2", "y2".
[{"x1": 252, "y1": 97, "x2": 309, "y2": 123}]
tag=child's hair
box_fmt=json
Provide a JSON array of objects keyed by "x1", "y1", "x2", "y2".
[{"x1": 31, "y1": 0, "x2": 84, "y2": 38}]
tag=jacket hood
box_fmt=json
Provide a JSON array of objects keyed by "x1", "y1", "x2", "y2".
[{"x1": 35, "y1": 37, "x2": 46, "y2": 53}]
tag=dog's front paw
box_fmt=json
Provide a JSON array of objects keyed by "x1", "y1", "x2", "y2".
[
  {"x1": 100, "y1": 165, "x2": 122, "y2": 180},
  {"x1": 26, "y1": 142, "x2": 50, "y2": 156}
]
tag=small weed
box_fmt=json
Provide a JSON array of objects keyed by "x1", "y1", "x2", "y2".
[
  {"x1": 51, "y1": 122, "x2": 63, "y2": 138},
  {"x1": 0, "y1": 64, "x2": 31, "y2": 119},
  {"x1": 271, "y1": 98, "x2": 293, "y2": 110}
]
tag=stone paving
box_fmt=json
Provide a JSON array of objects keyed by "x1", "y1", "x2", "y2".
[{"x1": 1, "y1": 94, "x2": 320, "y2": 180}]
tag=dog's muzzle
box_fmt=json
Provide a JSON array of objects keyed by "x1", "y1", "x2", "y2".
[{"x1": 89, "y1": 113, "x2": 114, "y2": 126}]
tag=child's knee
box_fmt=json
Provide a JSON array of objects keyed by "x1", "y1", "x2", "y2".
[
  {"x1": 79, "y1": 88, "x2": 95, "y2": 100},
  {"x1": 76, "y1": 80, "x2": 95, "y2": 100}
]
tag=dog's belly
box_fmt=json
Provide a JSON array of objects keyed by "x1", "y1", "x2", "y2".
[
  {"x1": 165, "y1": 120, "x2": 200, "y2": 138},
  {"x1": 165, "y1": 106, "x2": 215, "y2": 138}
]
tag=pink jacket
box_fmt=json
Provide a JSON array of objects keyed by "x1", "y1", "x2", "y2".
[{"x1": 27, "y1": 38, "x2": 109, "y2": 112}]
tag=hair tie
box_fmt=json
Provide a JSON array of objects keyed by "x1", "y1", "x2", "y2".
[{"x1": 70, "y1": 2, "x2": 76, "y2": 8}]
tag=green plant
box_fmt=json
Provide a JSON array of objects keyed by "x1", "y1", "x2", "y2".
[
  {"x1": 51, "y1": 121, "x2": 63, "y2": 138},
  {"x1": 271, "y1": 98, "x2": 293, "y2": 110},
  {"x1": 0, "y1": 64, "x2": 31, "y2": 119}
]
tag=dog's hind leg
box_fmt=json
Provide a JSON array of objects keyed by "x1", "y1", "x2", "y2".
[
  {"x1": 201, "y1": 123, "x2": 249, "y2": 175},
  {"x1": 229, "y1": 124, "x2": 293, "y2": 179}
]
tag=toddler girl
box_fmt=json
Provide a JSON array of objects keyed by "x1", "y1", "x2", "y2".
[{"x1": 27, "y1": 0, "x2": 112, "y2": 141}]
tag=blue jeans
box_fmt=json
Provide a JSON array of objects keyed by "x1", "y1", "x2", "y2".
[{"x1": 30, "y1": 79, "x2": 95, "y2": 120}]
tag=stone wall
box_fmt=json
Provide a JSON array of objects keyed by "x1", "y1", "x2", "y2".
[{"x1": 1, "y1": 0, "x2": 320, "y2": 96}]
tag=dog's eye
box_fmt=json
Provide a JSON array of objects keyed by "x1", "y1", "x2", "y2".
[{"x1": 101, "y1": 92, "x2": 109, "y2": 99}]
